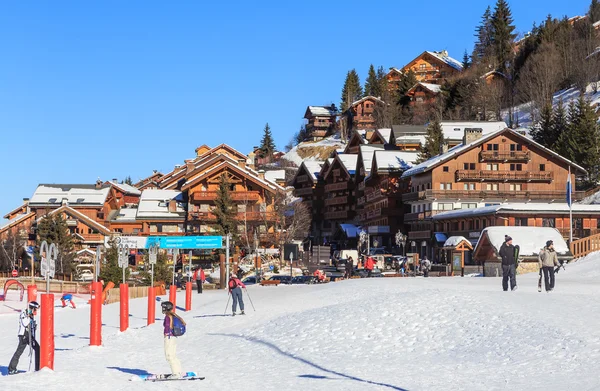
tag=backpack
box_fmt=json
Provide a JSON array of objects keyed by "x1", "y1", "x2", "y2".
[
  {"x1": 172, "y1": 315, "x2": 186, "y2": 337},
  {"x1": 228, "y1": 278, "x2": 238, "y2": 290}
]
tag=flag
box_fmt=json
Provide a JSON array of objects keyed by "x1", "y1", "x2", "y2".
[{"x1": 566, "y1": 170, "x2": 572, "y2": 208}]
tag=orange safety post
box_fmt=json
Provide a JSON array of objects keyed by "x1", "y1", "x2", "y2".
[
  {"x1": 185, "y1": 282, "x2": 192, "y2": 311},
  {"x1": 119, "y1": 283, "x2": 129, "y2": 332},
  {"x1": 147, "y1": 287, "x2": 156, "y2": 326},
  {"x1": 27, "y1": 285, "x2": 37, "y2": 303},
  {"x1": 169, "y1": 285, "x2": 177, "y2": 313},
  {"x1": 39, "y1": 293, "x2": 54, "y2": 370},
  {"x1": 90, "y1": 281, "x2": 102, "y2": 346}
]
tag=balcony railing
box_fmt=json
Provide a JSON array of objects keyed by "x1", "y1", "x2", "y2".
[
  {"x1": 325, "y1": 182, "x2": 349, "y2": 192},
  {"x1": 324, "y1": 210, "x2": 350, "y2": 220},
  {"x1": 324, "y1": 196, "x2": 349, "y2": 207},
  {"x1": 236, "y1": 212, "x2": 278, "y2": 221},
  {"x1": 296, "y1": 175, "x2": 309, "y2": 184},
  {"x1": 189, "y1": 211, "x2": 217, "y2": 220},
  {"x1": 479, "y1": 151, "x2": 530, "y2": 161},
  {"x1": 357, "y1": 196, "x2": 366, "y2": 206},
  {"x1": 191, "y1": 191, "x2": 261, "y2": 202},
  {"x1": 80, "y1": 233, "x2": 105, "y2": 242},
  {"x1": 294, "y1": 187, "x2": 313, "y2": 197},
  {"x1": 358, "y1": 181, "x2": 366, "y2": 191},
  {"x1": 456, "y1": 170, "x2": 553, "y2": 182},
  {"x1": 403, "y1": 189, "x2": 584, "y2": 203},
  {"x1": 408, "y1": 230, "x2": 431, "y2": 240},
  {"x1": 404, "y1": 210, "x2": 443, "y2": 222}
]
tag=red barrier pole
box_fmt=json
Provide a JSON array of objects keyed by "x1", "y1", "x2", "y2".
[
  {"x1": 185, "y1": 282, "x2": 192, "y2": 311},
  {"x1": 119, "y1": 283, "x2": 129, "y2": 332},
  {"x1": 27, "y1": 285, "x2": 37, "y2": 303},
  {"x1": 90, "y1": 281, "x2": 102, "y2": 346},
  {"x1": 147, "y1": 287, "x2": 156, "y2": 326},
  {"x1": 40, "y1": 293, "x2": 54, "y2": 370},
  {"x1": 169, "y1": 285, "x2": 177, "y2": 313}
]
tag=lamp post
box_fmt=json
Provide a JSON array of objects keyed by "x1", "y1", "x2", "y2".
[{"x1": 395, "y1": 231, "x2": 407, "y2": 257}]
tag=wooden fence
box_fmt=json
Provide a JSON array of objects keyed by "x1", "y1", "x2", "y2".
[{"x1": 570, "y1": 232, "x2": 600, "y2": 259}]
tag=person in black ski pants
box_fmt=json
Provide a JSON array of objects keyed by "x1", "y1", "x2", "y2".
[
  {"x1": 8, "y1": 301, "x2": 40, "y2": 374},
  {"x1": 498, "y1": 235, "x2": 517, "y2": 291}
]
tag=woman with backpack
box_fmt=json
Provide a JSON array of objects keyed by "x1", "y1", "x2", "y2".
[
  {"x1": 161, "y1": 301, "x2": 185, "y2": 378},
  {"x1": 228, "y1": 275, "x2": 246, "y2": 316}
]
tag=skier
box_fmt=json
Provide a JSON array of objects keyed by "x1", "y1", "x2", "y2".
[
  {"x1": 193, "y1": 267, "x2": 205, "y2": 294},
  {"x1": 364, "y1": 256, "x2": 375, "y2": 278},
  {"x1": 61, "y1": 293, "x2": 76, "y2": 308},
  {"x1": 345, "y1": 256, "x2": 354, "y2": 279},
  {"x1": 8, "y1": 301, "x2": 40, "y2": 374},
  {"x1": 161, "y1": 301, "x2": 183, "y2": 378},
  {"x1": 421, "y1": 256, "x2": 432, "y2": 278},
  {"x1": 538, "y1": 240, "x2": 559, "y2": 292},
  {"x1": 228, "y1": 274, "x2": 246, "y2": 316},
  {"x1": 498, "y1": 235, "x2": 518, "y2": 291}
]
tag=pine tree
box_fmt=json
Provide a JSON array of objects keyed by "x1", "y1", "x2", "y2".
[
  {"x1": 37, "y1": 213, "x2": 75, "y2": 275},
  {"x1": 123, "y1": 176, "x2": 133, "y2": 185},
  {"x1": 589, "y1": 0, "x2": 600, "y2": 23},
  {"x1": 376, "y1": 66, "x2": 387, "y2": 94},
  {"x1": 551, "y1": 99, "x2": 568, "y2": 151},
  {"x1": 491, "y1": 0, "x2": 517, "y2": 72},
  {"x1": 99, "y1": 238, "x2": 131, "y2": 285},
  {"x1": 364, "y1": 64, "x2": 381, "y2": 97},
  {"x1": 259, "y1": 123, "x2": 276, "y2": 158},
  {"x1": 213, "y1": 173, "x2": 237, "y2": 240},
  {"x1": 340, "y1": 69, "x2": 363, "y2": 111},
  {"x1": 530, "y1": 103, "x2": 553, "y2": 147},
  {"x1": 462, "y1": 50, "x2": 471, "y2": 70},
  {"x1": 397, "y1": 69, "x2": 418, "y2": 107},
  {"x1": 140, "y1": 250, "x2": 171, "y2": 286},
  {"x1": 416, "y1": 120, "x2": 445, "y2": 163},
  {"x1": 473, "y1": 6, "x2": 494, "y2": 64}
]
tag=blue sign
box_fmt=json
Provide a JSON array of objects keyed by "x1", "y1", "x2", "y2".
[
  {"x1": 269, "y1": 265, "x2": 274, "y2": 270},
  {"x1": 146, "y1": 236, "x2": 223, "y2": 249}
]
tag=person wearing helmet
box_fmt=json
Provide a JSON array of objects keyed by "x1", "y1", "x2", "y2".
[
  {"x1": 8, "y1": 301, "x2": 40, "y2": 374},
  {"x1": 228, "y1": 274, "x2": 246, "y2": 316},
  {"x1": 161, "y1": 301, "x2": 182, "y2": 378}
]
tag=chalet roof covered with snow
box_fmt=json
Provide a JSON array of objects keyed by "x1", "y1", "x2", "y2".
[
  {"x1": 137, "y1": 190, "x2": 186, "y2": 219},
  {"x1": 264, "y1": 170, "x2": 285, "y2": 183},
  {"x1": 474, "y1": 226, "x2": 572, "y2": 259},
  {"x1": 401, "y1": 128, "x2": 586, "y2": 178},
  {"x1": 305, "y1": 105, "x2": 338, "y2": 117},
  {"x1": 409, "y1": 82, "x2": 442, "y2": 94},
  {"x1": 373, "y1": 128, "x2": 392, "y2": 144},
  {"x1": 372, "y1": 150, "x2": 418, "y2": 174},
  {"x1": 302, "y1": 160, "x2": 323, "y2": 182},
  {"x1": 425, "y1": 50, "x2": 464, "y2": 71},
  {"x1": 112, "y1": 208, "x2": 138, "y2": 221},
  {"x1": 358, "y1": 145, "x2": 385, "y2": 175},
  {"x1": 30, "y1": 184, "x2": 111, "y2": 207},
  {"x1": 337, "y1": 154, "x2": 358, "y2": 175},
  {"x1": 108, "y1": 181, "x2": 142, "y2": 196},
  {"x1": 351, "y1": 95, "x2": 384, "y2": 107},
  {"x1": 441, "y1": 121, "x2": 507, "y2": 141},
  {"x1": 0, "y1": 212, "x2": 34, "y2": 233},
  {"x1": 432, "y1": 203, "x2": 600, "y2": 220}
]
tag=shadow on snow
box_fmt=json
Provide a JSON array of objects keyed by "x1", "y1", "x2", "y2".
[{"x1": 107, "y1": 366, "x2": 151, "y2": 376}]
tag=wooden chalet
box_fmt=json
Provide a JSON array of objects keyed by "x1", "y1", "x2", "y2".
[
  {"x1": 355, "y1": 145, "x2": 385, "y2": 228},
  {"x1": 385, "y1": 67, "x2": 404, "y2": 91},
  {"x1": 134, "y1": 170, "x2": 163, "y2": 191},
  {"x1": 290, "y1": 161, "x2": 325, "y2": 239},
  {"x1": 349, "y1": 96, "x2": 384, "y2": 130},
  {"x1": 304, "y1": 105, "x2": 338, "y2": 140},
  {"x1": 406, "y1": 82, "x2": 441, "y2": 106},
  {"x1": 401, "y1": 127, "x2": 586, "y2": 261},
  {"x1": 321, "y1": 153, "x2": 358, "y2": 239},
  {"x1": 344, "y1": 129, "x2": 375, "y2": 154},
  {"x1": 402, "y1": 50, "x2": 463, "y2": 84}
]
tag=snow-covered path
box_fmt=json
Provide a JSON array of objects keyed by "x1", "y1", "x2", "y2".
[{"x1": 2, "y1": 255, "x2": 600, "y2": 391}]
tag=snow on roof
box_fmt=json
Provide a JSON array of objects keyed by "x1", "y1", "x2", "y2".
[
  {"x1": 411, "y1": 82, "x2": 442, "y2": 94},
  {"x1": 137, "y1": 190, "x2": 185, "y2": 219},
  {"x1": 351, "y1": 95, "x2": 384, "y2": 107},
  {"x1": 374, "y1": 128, "x2": 392, "y2": 143},
  {"x1": 30, "y1": 185, "x2": 110, "y2": 206},
  {"x1": 392, "y1": 125, "x2": 428, "y2": 136},
  {"x1": 443, "y1": 236, "x2": 470, "y2": 248},
  {"x1": 264, "y1": 170, "x2": 285, "y2": 183},
  {"x1": 302, "y1": 160, "x2": 324, "y2": 182},
  {"x1": 359, "y1": 145, "x2": 385, "y2": 175},
  {"x1": 426, "y1": 50, "x2": 464, "y2": 71},
  {"x1": 113, "y1": 208, "x2": 138, "y2": 221},
  {"x1": 108, "y1": 182, "x2": 141, "y2": 196},
  {"x1": 401, "y1": 140, "x2": 471, "y2": 178},
  {"x1": 433, "y1": 203, "x2": 600, "y2": 220},
  {"x1": 0, "y1": 213, "x2": 33, "y2": 232},
  {"x1": 476, "y1": 226, "x2": 571, "y2": 257},
  {"x1": 373, "y1": 150, "x2": 418, "y2": 172},
  {"x1": 337, "y1": 154, "x2": 359, "y2": 175},
  {"x1": 307, "y1": 106, "x2": 337, "y2": 117},
  {"x1": 339, "y1": 224, "x2": 359, "y2": 238},
  {"x1": 395, "y1": 134, "x2": 426, "y2": 146},
  {"x1": 441, "y1": 121, "x2": 507, "y2": 141}
]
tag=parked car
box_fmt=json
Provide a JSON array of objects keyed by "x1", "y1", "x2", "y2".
[
  {"x1": 242, "y1": 275, "x2": 260, "y2": 285},
  {"x1": 291, "y1": 275, "x2": 317, "y2": 284},
  {"x1": 269, "y1": 275, "x2": 292, "y2": 284},
  {"x1": 76, "y1": 270, "x2": 94, "y2": 282}
]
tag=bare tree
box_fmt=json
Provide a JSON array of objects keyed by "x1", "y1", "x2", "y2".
[{"x1": 0, "y1": 230, "x2": 28, "y2": 272}]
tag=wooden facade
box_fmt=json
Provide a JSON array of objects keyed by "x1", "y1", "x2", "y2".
[
  {"x1": 402, "y1": 51, "x2": 462, "y2": 84},
  {"x1": 304, "y1": 105, "x2": 338, "y2": 140},
  {"x1": 321, "y1": 154, "x2": 357, "y2": 237},
  {"x1": 290, "y1": 161, "x2": 325, "y2": 240},
  {"x1": 349, "y1": 96, "x2": 384, "y2": 130}
]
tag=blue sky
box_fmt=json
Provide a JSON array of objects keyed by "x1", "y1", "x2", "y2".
[{"x1": 0, "y1": 0, "x2": 588, "y2": 215}]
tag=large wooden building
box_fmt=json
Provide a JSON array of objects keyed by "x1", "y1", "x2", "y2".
[
  {"x1": 401, "y1": 50, "x2": 463, "y2": 84},
  {"x1": 304, "y1": 105, "x2": 338, "y2": 140}
]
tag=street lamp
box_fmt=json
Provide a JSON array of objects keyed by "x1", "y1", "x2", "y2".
[{"x1": 395, "y1": 231, "x2": 407, "y2": 256}]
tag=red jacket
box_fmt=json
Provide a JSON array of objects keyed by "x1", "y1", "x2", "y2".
[
  {"x1": 365, "y1": 257, "x2": 375, "y2": 270},
  {"x1": 194, "y1": 269, "x2": 206, "y2": 281},
  {"x1": 228, "y1": 276, "x2": 246, "y2": 291}
]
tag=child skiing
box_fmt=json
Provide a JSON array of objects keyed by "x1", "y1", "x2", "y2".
[
  {"x1": 228, "y1": 274, "x2": 246, "y2": 316},
  {"x1": 8, "y1": 301, "x2": 40, "y2": 374},
  {"x1": 161, "y1": 301, "x2": 185, "y2": 378},
  {"x1": 61, "y1": 293, "x2": 76, "y2": 308}
]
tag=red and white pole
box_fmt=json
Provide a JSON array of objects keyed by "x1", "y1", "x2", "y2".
[
  {"x1": 169, "y1": 285, "x2": 177, "y2": 313},
  {"x1": 90, "y1": 281, "x2": 102, "y2": 346},
  {"x1": 119, "y1": 283, "x2": 129, "y2": 332},
  {"x1": 147, "y1": 287, "x2": 156, "y2": 325},
  {"x1": 39, "y1": 293, "x2": 54, "y2": 370},
  {"x1": 185, "y1": 282, "x2": 192, "y2": 311},
  {"x1": 27, "y1": 285, "x2": 37, "y2": 304}
]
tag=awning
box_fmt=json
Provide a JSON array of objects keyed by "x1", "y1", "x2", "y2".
[
  {"x1": 339, "y1": 224, "x2": 359, "y2": 238},
  {"x1": 434, "y1": 233, "x2": 447, "y2": 243}
]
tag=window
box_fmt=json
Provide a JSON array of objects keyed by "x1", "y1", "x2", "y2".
[
  {"x1": 539, "y1": 164, "x2": 545, "y2": 171},
  {"x1": 510, "y1": 144, "x2": 523, "y2": 151},
  {"x1": 542, "y1": 218, "x2": 555, "y2": 228},
  {"x1": 443, "y1": 166, "x2": 449, "y2": 172},
  {"x1": 463, "y1": 163, "x2": 476, "y2": 170},
  {"x1": 486, "y1": 163, "x2": 499, "y2": 171},
  {"x1": 460, "y1": 221, "x2": 465, "y2": 230},
  {"x1": 438, "y1": 203, "x2": 453, "y2": 211},
  {"x1": 510, "y1": 164, "x2": 523, "y2": 171},
  {"x1": 515, "y1": 218, "x2": 528, "y2": 226},
  {"x1": 468, "y1": 220, "x2": 474, "y2": 230},
  {"x1": 420, "y1": 64, "x2": 426, "y2": 70},
  {"x1": 461, "y1": 203, "x2": 477, "y2": 209},
  {"x1": 509, "y1": 184, "x2": 522, "y2": 191},
  {"x1": 482, "y1": 219, "x2": 487, "y2": 228},
  {"x1": 486, "y1": 183, "x2": 499, "y2": 191},
  {"x1": 463, "y1": 183, "x2": 475, "y2": 190},
  {"x1": 486, "y1": 144, "x2": 499, "y2": 151},
  {"x1": 475, "y1": 220, "x2": 480, "y2": 230},
  {"x1": 451, "y1": 222, "x2": 459, "y2": 231}
]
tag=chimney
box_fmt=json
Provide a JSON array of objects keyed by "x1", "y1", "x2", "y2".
[
  {"x1": 62, "y1": 198, "x2": 69, "y2": 206},
  {"x1": 95, "y1": 179, "x2": 102, "y2": 189},
  {"x1": 168, "y1": 200, "x2": 177, "y2": 213},
  {"x1": 463, "y1": 128, "x2": 483, "y2": 145},
  {"x1": 440, "y1": 142, "x2": 449, "y2": 154},
  {"x1": 441, "y1": 50, "x2": 448, "y2": 57},
  {"x1": 258, "y1": 169, "x2": 265, "y2": 180},
  {"x1": 23, "y1": 198, "x2": 30, "y2": 214},
  {"x1": 239, "y1": 159, "x2": 246, "y2": 169},
  {"x1": 174, "y1": 164, "x2": 182, "y2": 169},
  {"x1": 185, "y1": 160, "x2": 194, "y2": 173},
  {"x1": 112, "y1": 178, "x2": 118, "y2": 183},
  {"x1": 153, "y1": 170, "x2": 158, "y2": 174}
]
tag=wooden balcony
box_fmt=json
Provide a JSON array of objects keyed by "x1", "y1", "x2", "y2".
[
  {"x1": 479, "y1": 151, "x2": 530, "y2": 162},
  {"x1": 357, "y1": 196, "x2": 366, "y2": 206},
  {"x1": 190, "y1": 191, "x2": 261, "y2": 202},
  {"x1": 366, "y1": 189, "x2": 384, "y2": 203},
  {"x1": 236, "y1": 212, "x2": 278, "y2": 221},
  {"x1": 294, "y1": 187, "x2": 314, "y2": 197},
  {"x1": 324, "y1": 196, "x2": 349, "y2": 207},
  {"x1": 296, "y1": 175, "x2": 309, "y2": 184},
  {"x1": 403, "y1": 189, "x2": 584, "y2": 203},
  {"x1": 408, "y1": 230, "x2": 431, "y2": 240},
  {"x1": 80, "y1": 233, "x2": 105, "y2": 243},
  {"x1": 358, "y1": 181, "x2": 366, "y2": 191},
  {"x1": 189, "y1": 211, "x2": 217, "y2": 221},
  {"x1": 456, "y1": 170, "x2": 553, "y2": 182},
  {"x1": 404, "y1": 210, "x2": 443, "y2": 222},
  {"x1": 325, "y1": 182, "x2": 349, "y2": 192},
  {"x1": 324, "y1": 210, "x2": 350, "y2": 220}
]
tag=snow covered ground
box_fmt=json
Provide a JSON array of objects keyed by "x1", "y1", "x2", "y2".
[{"x1": 2, "y1": 254, "x2": 600, "y2": 390}]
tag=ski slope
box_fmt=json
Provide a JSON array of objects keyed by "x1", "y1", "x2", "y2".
[{"x1": 2, "y1": 254, "x2": 600, "y2": 391}]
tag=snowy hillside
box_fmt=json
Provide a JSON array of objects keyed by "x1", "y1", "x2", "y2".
[
  {"x1": 283, "y1": 134, "x2": 346, "y2": 166},
  {"x1": 504, "y1": 82, "x2": 600, "y2": 128},
  {"x1": 2, "y1": 254, "x2": 600, "y2": 390}
]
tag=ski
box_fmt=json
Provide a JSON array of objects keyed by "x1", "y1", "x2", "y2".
[
  {"x1": 131, "y1": 372, "x2": 204, "y2": 382},
  {"x1": 537, "y1": 270, "x2": 542, "y2": 292}
]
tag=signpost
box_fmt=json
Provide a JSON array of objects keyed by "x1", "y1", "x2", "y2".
[
  {"x1": 289, "y1": 252, "x2": 293, "y2": 281},
  {"x1": 95, "y1": 246, "x2": 103, "y2": 282},
  {"x1": 40, "y1": 241, "x2": 58, "y2": 294},
  {"x1": 117, "y1": 244, "x2": 130, "y2": 332},
  {"x1": 118, "y1": 244, "x2": 129, "y2": 284},
  {"x1": 38, "y1": 240, "x2": 57, "y2": 370},
  {"x1": 12, "y1": 269, "x2": 18, "y2": 277},
  {"x1": 148, "y1": 243, "x2": 159, "y2": 287}
]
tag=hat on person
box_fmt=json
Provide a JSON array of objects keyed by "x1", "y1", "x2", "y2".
[
  {"x1": 505, "y1": 235, "x2": 513, "y2": 242},
  {"x1": 546, "y1": 240, "x2": 553, "y2": 247}
]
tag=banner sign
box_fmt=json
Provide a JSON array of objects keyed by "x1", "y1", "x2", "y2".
[{"x1": 146, "y1": 236, "x2": 223, "y2": 249}]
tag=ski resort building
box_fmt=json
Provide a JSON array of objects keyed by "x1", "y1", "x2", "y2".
[{"x1": 401, "y1": 50, "x2": 463, "y2": 84}]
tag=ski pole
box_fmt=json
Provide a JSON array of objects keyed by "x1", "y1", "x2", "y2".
[
  {"x1": 244, "y1": 288, "x2": 256, "y2": 312},
  {"x1": 223, "y1": 292, "x2": 231, "y2": 315},
  {"x1": 28, "y1": 320, "x2": 33, "y2": 372}
]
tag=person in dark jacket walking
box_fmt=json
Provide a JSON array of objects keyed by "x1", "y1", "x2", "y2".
[
  {"x1": 345, "y1": 257, "x2": 354, "y2": 279},
  {"x1": 228, "y1": 275, "x2": 246, "y2": 316},
  {"x1": 8, "y1": 301, "x2": 40, "y2": 374},
  {"x1": 539, "y1": 240, "x2": 559, "y2": 292},
  {"x1": 498, "y1": 235, "x2": 517, "y2": 291}
]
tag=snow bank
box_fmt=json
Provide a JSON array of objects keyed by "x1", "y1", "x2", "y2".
[{"x1": 283, "y1": 134, "x2": 346, "y2": 166}]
